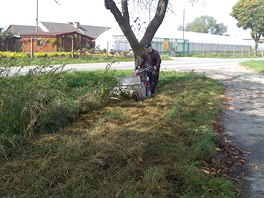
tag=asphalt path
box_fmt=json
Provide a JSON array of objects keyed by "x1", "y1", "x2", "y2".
[
  {"x1": 4, "y1": 57, "x2": 260, "y2": 75},
  {"x1": 61, "y1": 57, "x2": 263, "y2": 72}
]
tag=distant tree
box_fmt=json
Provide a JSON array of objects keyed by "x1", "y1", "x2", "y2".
[
  {"x1": 178, "y1": 15, "x2": 227, "y2": 35},
  {"x1": 0, "y1": 30, "x2": 14, "y2": 51},
  {"x1": 230, "y1": 0, "x2": 264, "y2": 56}
]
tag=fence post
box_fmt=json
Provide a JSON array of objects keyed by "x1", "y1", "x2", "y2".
[
  {"x1": 202, "y1": 44, "x2": 205, "y2": 56},
  {"x1": 71, "y1": 36, "x2": 74, "y2": 58},
  {"x1": 241, "y1": 47, "x2": 244, "y2": 57},
  {"x1": 30, "y1": 37, "x2": 34, "y2": 59},
  {"x1": 214, "y1": 44, "x2": 217, "y2": 56},
  {"x1": 224, "y1": 45, "x2": 227, "y2": 56},
  {"x1": 233, "y1": 45, "x2": 236, "y2": 57},
  {"x1": 106, "y1": 41, "x2": 109, "y2": 57}
]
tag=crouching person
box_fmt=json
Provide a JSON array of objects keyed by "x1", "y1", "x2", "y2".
[{"x1": 137, "y1": 42, "x2": 161, "y2": 95}]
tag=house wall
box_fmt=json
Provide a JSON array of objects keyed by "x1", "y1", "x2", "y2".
[
  {"x1": 60, "y1": 36, "x2": 93, "y2": 51},
  {"x1": 21, "y1": 35, "x2": 93, "y2": 52},
  {"x1": 21, "y1": 37, "x2": 57, "y2": 52},
  {"x1": 59, "y1": 37, "x2": 71, "y2": 52}
]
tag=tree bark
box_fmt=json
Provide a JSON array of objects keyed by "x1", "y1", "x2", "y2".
[
  {"x1": 251, "y1": 33, "x2": 261, "y2": 56},
  {"x1": 104, "y1": 0, "x2": 169, "y2": 65}
]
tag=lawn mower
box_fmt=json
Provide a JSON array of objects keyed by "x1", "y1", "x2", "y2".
[{"x1": 110, "y1": 66, "x2": 153, "y2": 100}]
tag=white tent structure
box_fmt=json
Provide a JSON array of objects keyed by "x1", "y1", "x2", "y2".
[
  {"x1": 155, "y1": 30, "x2": 252, "y2": 46},
  {"x1": 95, "y1": 26, "x2": 131, "y2": 53},
  {"x1": 96, "y1": 26, "x2": 257, "y2": 54}
]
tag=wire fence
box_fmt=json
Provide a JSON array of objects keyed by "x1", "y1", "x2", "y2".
[{"x1": 112, "y1": 37, "x2": 263, "y2": 57}]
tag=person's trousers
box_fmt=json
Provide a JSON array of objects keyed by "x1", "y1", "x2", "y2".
[{"x1": 148, "y1": 70, "x2": 160, "y2": 94}]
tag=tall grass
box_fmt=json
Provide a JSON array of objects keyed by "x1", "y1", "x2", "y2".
[
  {"x1": 0, "y1": 65, "x2": 117, "y2": 157},
  {"x1": 0, "y1": 66, "x2": 79, "y2": 155}
]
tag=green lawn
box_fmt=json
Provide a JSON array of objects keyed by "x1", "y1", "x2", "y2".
[{"x1": 241, "y1": 60, "x2": 264, "y2": 73}]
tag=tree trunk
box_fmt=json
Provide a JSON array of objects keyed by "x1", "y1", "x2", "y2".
[
  {"x1": 105, "y1": 0, "x2": 169, "y2": 65},
  {"x1": 251, "y1": 33, "x2": 261, "y2": 57},
  {"x1": 254, "y1": 42, "x2": 259, "y2": 57}
]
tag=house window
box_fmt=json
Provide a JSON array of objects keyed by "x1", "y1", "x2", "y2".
[{"x1": 37, "y1": 40, "x2": 43, "y2": 47}]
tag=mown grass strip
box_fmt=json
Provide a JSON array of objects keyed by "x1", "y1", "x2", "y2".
[
  {"x1": 0, "y1": 70, "x2": 238, "y2": 197},
  {"x1": 241, "y1": 60, "x2": 264, "y2": 73}
]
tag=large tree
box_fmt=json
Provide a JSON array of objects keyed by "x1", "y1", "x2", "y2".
[
  {"x1": 230, "y1": 0, "x2": 264, "y2": 55},
  {"x1": 104, "y1": 0, "x2": 169, "y2": 64},
  {"x1": 178, "y1": 15, "x2": 227, "y2": 35}
]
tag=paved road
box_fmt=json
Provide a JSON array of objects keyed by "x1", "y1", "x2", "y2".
[
  {"x1": 62, "y1": 57, "x2": 263, "y2": 72},
  {"x1": 5, "y1": 57, "x2": 261, "y2": 75}
]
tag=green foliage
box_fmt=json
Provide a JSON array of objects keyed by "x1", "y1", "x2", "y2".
[
  {"x1": 179, "y1": 15, "x2": 227, "y2": 35},
  {"x1": 230, "y1": 0, "x2": 264, "y2": 46},
  {"x1": 0, "y1": 30, "x2": 14, "y2": 51}
]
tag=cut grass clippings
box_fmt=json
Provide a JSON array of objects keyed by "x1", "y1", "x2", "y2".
[{"x1": 0, "y1": 71, "x2": 238, "y2": 197}]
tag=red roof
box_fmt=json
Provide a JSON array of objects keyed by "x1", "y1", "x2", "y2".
[{"x1": 20, "y1": 31, "x2": 92, "y2": 38}]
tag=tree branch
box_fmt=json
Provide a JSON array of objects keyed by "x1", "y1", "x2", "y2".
[
  {"x1": 104, "y1": 0, "x2": 139, "y2": 50},
  {"x1": 121, "y1": 0, "x2": 130, "y2": 26},
  {"x1": 140, "y1": 0, "x2": 168, "y2": 45}
]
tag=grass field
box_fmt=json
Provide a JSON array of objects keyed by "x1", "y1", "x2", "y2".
[{"x1": 0, "y1": 69, "x2": 239, "y2": 197}]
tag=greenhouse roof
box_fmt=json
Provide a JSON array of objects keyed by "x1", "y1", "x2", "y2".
[{"x1": 154, "y1": 30, "x2": 253, "y2": 46}]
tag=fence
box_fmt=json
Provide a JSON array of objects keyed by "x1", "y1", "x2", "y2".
[
  {"x1": 188, "y1": 43, "x2": 252, "y2": 56},
  {"x1": 112, "y1": 37, "x2": 254, "y2": 56}
]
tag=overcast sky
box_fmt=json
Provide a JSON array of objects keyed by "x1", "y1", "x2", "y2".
[{"x1": 1, "y1": 0, "x2": 251, "y2": 38}]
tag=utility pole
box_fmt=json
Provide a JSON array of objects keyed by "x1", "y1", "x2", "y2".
[
  {"x1": 182, "y1": 9, "x2": 185, "y2": 56},
  {"x1": 36, "y1": 0, "x2": 39, "y2": 33},
  {"x1": 183, "y1": 9, "x2": 185, "y2": 41}
]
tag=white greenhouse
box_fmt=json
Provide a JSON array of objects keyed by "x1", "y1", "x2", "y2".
[{"x1": 96, "y1": 26, "x2": 262, "y2": 56}]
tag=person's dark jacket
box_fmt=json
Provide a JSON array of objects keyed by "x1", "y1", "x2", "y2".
[{"x1": 139, "y1": 49, "x2": 161, "y2": 70}]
